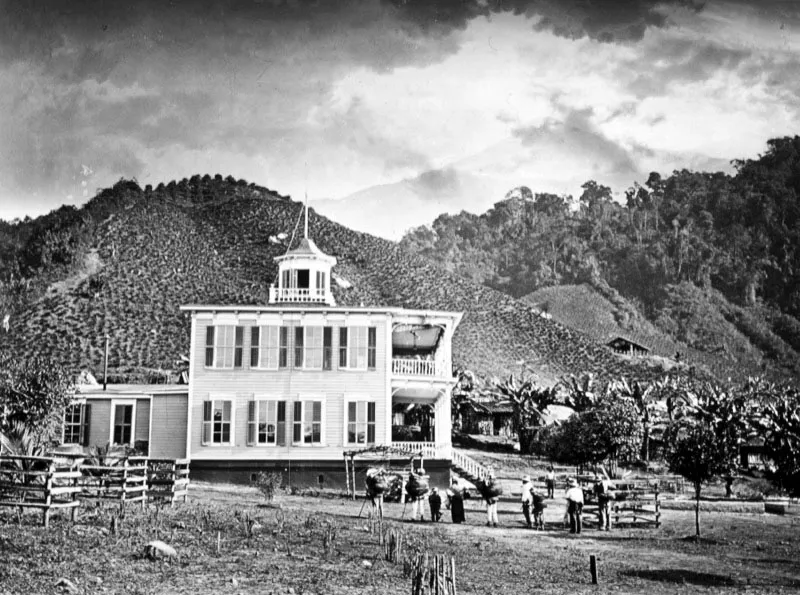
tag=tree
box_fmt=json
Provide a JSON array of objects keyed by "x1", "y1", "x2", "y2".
[
  {"x1": 665, "y1": 380, "x2": 750, "y2": 538},
  {"x1": 666, "y1": 422, "x2": 730, "y2": 539},
  {"x1": 607, "y1": 377, "x2": 664, "y2": 462},
  {"x1": 491, "y1": 374, "x2": 557, "y2": 453},
  {"x1": 0, "y1": 355, "x2": 75, "y2": 444},
  {"x1": 545, "y1": 395, "x2": 642, "y2": 474},
  {"x1": 561, "y1": 373, "x2": 600, "y2": 413},
  {"x1": 749, "y1": 378, "x2": 800, "y2": 497}
]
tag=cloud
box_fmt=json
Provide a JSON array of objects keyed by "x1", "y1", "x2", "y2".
[
  {"x1": 513, "y1": 107, "x2": 640, "y2": 179},
  {"x1": 387, "y1": 0, "x2": 705, "y2": 44}
]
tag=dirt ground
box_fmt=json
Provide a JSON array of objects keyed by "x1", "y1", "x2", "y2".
[{"x1": 1, "y1": 480, "x2": 799, "y2": 595}]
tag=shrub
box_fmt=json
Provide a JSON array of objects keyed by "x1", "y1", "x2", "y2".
[{"x1": 254, "y1": 471, "x2": 283, "y2": 502}]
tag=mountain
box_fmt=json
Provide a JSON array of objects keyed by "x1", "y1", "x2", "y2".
[
  {"x1": 398, "y1": 137, "x2": 800, "y2": 384},
  {"x1": 0, "y1": 175, "x2": 675, "y2": 386},
  {"x1": 313, "y1": 167, "x2": 504, "y2": 241}
]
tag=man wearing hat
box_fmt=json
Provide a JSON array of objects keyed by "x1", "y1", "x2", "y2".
[
  {"x1": 565, "y1": 477, "x2": 584, "y2": 534},
  {"x1": 520, "y1": 475, "x2": 534, "y2": 528}
]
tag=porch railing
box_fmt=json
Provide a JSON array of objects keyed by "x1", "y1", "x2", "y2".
[
  {"x1": 392, "y1": 441, "x2": 448, "y2": 459},
  {"x1": 268, "y1": 286, "x2": 332, "y2": 304},
  {"x1": 391, "y1": 358, "x2": 441, "y2": 377}
]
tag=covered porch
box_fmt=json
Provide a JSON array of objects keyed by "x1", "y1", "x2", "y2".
[{"x1": 389, "y1": 382, "x2": 452, "y2": 459}]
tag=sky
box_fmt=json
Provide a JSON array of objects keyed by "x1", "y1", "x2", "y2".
[{"x1": 1, "y1": 0, "x2": 799, "y2": 238}]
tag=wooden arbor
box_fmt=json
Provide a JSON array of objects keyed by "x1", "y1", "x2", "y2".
[{"x1": 343, "y1": 445, "x2": 425, "y2": 500}]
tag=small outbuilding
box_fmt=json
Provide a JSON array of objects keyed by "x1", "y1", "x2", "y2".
[{"x1": 607, "y1": 336, "x2": 650, "y2": 357}]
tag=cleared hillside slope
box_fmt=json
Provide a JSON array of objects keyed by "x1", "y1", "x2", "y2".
[{"x1": 0, "y1": 178, "x2": 681, "y2": 385}]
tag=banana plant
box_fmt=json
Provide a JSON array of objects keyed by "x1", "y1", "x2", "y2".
[
  {"x1": 607, "y1": 377, "x2": 661, "y2": 462},
  {"x1": 561, "y1": 372, "x2": 599, "y2": 413}
]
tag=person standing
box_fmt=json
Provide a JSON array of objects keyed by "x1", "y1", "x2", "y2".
[
  {"x1": 545, "y1": 466, "x2": 556, "y2": 499},
  {"x1": 407, "y1": 467, "x2": 428, "y2": 522},
  {"x1": 483, "y1": 469, "x2": 500, "y2": 527},
  {"x1": 532, "y1": 488, "x2": 546, "y2": 530},
  {"x1": 446, "y1": 478, "x2": 466, "y2": 524},
  {"x1": 428, "y1": 487, "x2": 442, "y2": 522},
  {"x1": 593, "y1": 474, "x2": 614, "y2": 531},
  {"x1": 521, "y1": 475, "x2": 534, "y2": 528},
  {"x1": 565, "y1": 477, "x2": 584, "y2": 534}
]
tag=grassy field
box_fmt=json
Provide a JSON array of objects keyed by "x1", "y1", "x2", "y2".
[{"x1": 1, "y1": 480, "x2": 798, "y2": 595}]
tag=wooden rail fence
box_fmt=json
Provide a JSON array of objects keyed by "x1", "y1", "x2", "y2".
[
  {"x1": 0, "y1": 455, "x2": 190, "y2": 526},
  {"x1": 583, "y1": 485, "x2": 662, "y2": 529}
]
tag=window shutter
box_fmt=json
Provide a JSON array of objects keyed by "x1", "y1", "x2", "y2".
[
  {"x1": 277, "y1": 401, "x2": 286, "y2": 446},
  {"x1": 202, "y1": 401, "x2": 212, "y2": 444},
  {"x1": 368, "y1": 327, "x2": 377, "y2": 369},
  {"x1": 312, "y1": 401, "x2": 321, "y2": 422},
  {"x1": 294, "y1": 327, "x2": 304, "y2": 368},
  {"x1": 367, "y1": 402, "x2": 376, "y2": 443},
  {"x1": 250, "y1": 327, "x2": 260, "y2": 367},
  {"x1": 205, "y1": 327, "x2": 215, "y2": 367},
  {"x1": 293, "y1": 401, "x2": 302, "y2": 443},
  {"x1": 339, "y1": 328, "x2": 348, "y2": 368},
  {"x1": 81, "y1": 404, "x2": 92, "y2": 447},
  {"x1": 247, "y1": 401, "x2": 256, "y2": 445}
]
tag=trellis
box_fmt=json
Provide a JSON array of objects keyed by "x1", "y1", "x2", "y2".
[{"x1": 343, "y1": 445, "x2": 425, "y2": 500}]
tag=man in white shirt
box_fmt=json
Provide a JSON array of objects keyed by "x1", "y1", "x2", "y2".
[
  {"x1": 545, "y1": 466, "x2": 556, "y2": 499},
  {"x1": 565, "y1": 478, "x2": 584, "y2": 534}
]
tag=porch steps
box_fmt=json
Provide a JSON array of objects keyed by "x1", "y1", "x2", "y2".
[{"x1": 450, "y1": 449, "x2": 491, "y2": 486}]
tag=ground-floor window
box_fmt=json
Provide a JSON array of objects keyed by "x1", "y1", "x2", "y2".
[
  {"x1": 347, "y1": 401, "x2": 376, "y2": 444},
  {"x1": 63, "y1": 403, "x2": 90, "y2": 445},
  {"x1": 247, "y1": 400, "x2": 287, "y2": 446},
  {"x1": 202, "y1": 400, "x2": 233, "y2": 445},
  {"x1": 293, "y1": 401, "x2": 322, "y2": 444}
]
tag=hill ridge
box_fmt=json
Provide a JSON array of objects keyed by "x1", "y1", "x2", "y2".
[{"x1": 0, "y1": 176, "x2": 677, "y2": 385}]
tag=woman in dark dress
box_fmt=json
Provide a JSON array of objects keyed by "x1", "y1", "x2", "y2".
[{"x1": 447, "y1": 478, "x2": 466, "y2": 524}]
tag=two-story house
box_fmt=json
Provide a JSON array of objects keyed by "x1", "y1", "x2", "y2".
[
  {"x1": 180, "y1": 229, "x2": 462, "y2": 488},
  {"x1": 66, "y1": 221, "x2": 462, "y2": 490}
]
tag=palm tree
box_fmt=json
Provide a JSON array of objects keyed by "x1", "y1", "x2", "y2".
[
  {"x1": 561, "y1": 373, "x2": 600, "y2": 413},
  {"x1": 607, "y1": 377, "x2": 664, "y2": 462},
  {"x1": 490, "y1": 374, "x2": 557, "y2": 453}
]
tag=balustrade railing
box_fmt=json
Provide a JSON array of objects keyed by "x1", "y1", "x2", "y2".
[
  {"x1": 269, "y1": 286, "x2": 330, "y2": 303},
  {"x1": 391, "y1": 358, "x2": 441, "y2": 377}
]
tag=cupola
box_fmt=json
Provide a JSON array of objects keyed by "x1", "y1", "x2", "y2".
[{"x1": 269, "y1": 201, "x2": 337, "y2": 306}]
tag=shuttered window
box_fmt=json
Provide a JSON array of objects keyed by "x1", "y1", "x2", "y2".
[
  {"x1": 292, "y1": 401, "x2": 322, "y2": 444},
  {"x1": 247, "y1": 400, "x2": 287, "y2": 446},
  {"x1": 207, "y1": 325, "x2": 242, "y2": 369},
  {"x1": 347, "y1": 401, "x2": 376, "y2": 444},
  {"x1": 251, "y1": 326, "x2": 280, "y2": 369},
  {"x1": 202, "y1": 400, "x2": 233, "y2": 445},
  {"x1": 340, "y1": 326, "x2": 376, "y2": 370}
]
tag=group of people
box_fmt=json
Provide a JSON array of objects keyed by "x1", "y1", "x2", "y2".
[{"x1": 375, "y1": 466, "x2": 615, "y2": 533}]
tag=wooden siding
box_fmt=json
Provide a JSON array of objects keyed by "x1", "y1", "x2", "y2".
[
  {"x1": 150, "y1": 394, "x2": 189, "y2": 459},
  {"x1": 87, "y1": 400, "x2": 111, "y2": 447},
  {"x1": 189, "y1": 313, "x2": 389, "y2": 461},
  {"x1": 135, "y1": 399, "x2": 150, "y2": 443}
]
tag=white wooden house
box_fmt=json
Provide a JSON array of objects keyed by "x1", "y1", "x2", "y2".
[
  {"x1": 63, "y1": 220, "x2": 463, "y2": 488},
  {"x1": 179, "y1": 230, "x2": 462, "y2": 487}
]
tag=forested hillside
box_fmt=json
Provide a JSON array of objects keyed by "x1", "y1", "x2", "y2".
[
  {"x1": 0, "y1": 175, "x2": 673, "y2": 385},
  {"x1": 400, "y1": 137, "x2": 800, "y2": 382}
]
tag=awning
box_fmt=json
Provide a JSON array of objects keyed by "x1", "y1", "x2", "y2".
[{"x1": 392, "y1": 325, "x2": 443, "y2": 352}]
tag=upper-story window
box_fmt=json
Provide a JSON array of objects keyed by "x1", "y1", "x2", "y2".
[
  {"x1": 250, "y1": 326, "x2": 281, "y2": 370},
  {"x1": 293, "y1": 326, "x2": 333, "y2": 370},
  {"x1": 205, "y1": 325, "x2": 244, "y2": 368},
  {"x1": 339, "y1": 326, "x2": 377, "y2": 370}
]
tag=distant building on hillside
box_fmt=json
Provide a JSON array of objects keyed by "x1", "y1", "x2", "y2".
[
  {"x1": 606, "y1": 336, "x2": 650, "y2": 357},
  {"x1": 62, "y1": 206, "x2": 465, "y2": 490},
  {"x1": 459, "y1": 397, "x2": 514, "y2": 437}
]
